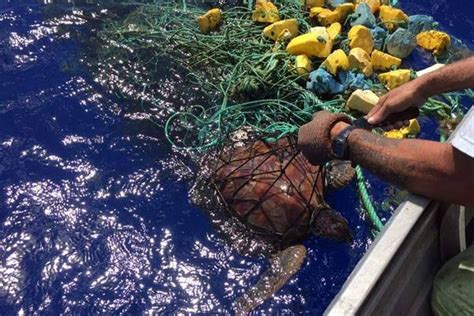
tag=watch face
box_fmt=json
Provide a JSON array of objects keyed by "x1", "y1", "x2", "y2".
[{"x1": 331, "y1": 136, "x2": 345, "y2": 159}]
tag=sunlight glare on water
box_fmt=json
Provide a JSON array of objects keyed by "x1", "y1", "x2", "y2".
[{"x1": 0, "y1": 0, "x2": 472, "y2": 314}]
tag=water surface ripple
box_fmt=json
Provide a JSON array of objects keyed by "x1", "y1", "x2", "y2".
[{"x1": 0, "y1": 1, "x2": 472, "y2": 314}]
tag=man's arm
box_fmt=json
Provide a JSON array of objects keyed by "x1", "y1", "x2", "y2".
[
  {"x1": 367, "y1": 56, "x2": 474, "y2": 124},
  {"x1": 330, "y1": 121, "x2": 474, "y2": 206},
  {"x1": 420, "y1": 56, "x2": 474, "y2": 95}
]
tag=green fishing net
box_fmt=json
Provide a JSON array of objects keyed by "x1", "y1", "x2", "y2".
[
  {"x1": 96, "y1": 0, "x2": 472, "y2": 151},
  {"x1": 94, "y1": 0, "x2": 473, "y2": 232}
]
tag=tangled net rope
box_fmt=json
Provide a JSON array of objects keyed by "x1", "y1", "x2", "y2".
[
  {"x1": 97, "y1": 0, "x2": 473, "y2": 233},
  {"x1": 200, "y1": 134, "x2": 358, "y2": 248},
  {"x1": 100, "y1": 0, "x2": 349, "y2": 148},
  {"x1": 99, "y1": 1, "x2": 471, "y2": 148}
]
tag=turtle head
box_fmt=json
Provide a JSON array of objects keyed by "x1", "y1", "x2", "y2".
[{"x1": 311, "y1": 208, "x2": 353, "y2": 243}]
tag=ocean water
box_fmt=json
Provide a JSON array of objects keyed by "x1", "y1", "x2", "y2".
[{"x1": 0, "y1": 0, "x2": 472, "y2": 314}]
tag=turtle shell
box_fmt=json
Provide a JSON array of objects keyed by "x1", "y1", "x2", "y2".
[{"x1": 213, "y1": 137, "x2": 326, "y2": 239}]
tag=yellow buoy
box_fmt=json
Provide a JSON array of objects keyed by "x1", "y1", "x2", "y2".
[
  {"x1": 295, "y1": 55, "x2": 313, "y2": 76},
  {"x1": 197, "y1": 8, "x2": 222, "y2": 33},
  {"x1": 384, "y1": 119, "x2": 420, "y2": 138},
  {"x1": 348, "y1": 25, "x2": 374, "y2": 54},
  {"x1": 321, "y1": 49, "x2": 349, "y2": 75},
  {"x1": 355, "y1": 0, "x2": 381, "y2": 13},
  {"x1": 379, "y1": 5, "x2": 408, "y2": 31},
  {"x1": 305, "y1": 0, "x2": 324, "y2": 8},
  {"x1": 287, "y1": 28, "x2": 333, "y2": 58},
  {"x1": 345, "y1": 89, "x2": 379, "y2": 114},
  {"x1": 252, "y1": 0, "x2": 280, "y2": 23},
  {"x1": 310, "y1": 7, "x2": 340, "y2": 27},
  {"x1": 371, "y1": 49, "x2": 401, "y2": 70},
  {"x1": 348, "y1": 47, "x2": 373, "y2": 77},
  {"x1": 327, "y1": 22, "x2": 342, "y2": 40},
  {"x1": 416, "y1": 31, "x2": 451, "y2": 55},
  {"x1": 335, "y1": 3, "x2": 355, "y2": 22},
  {"x1": 378, "y1": 69, "x2": 412, "y2": 90},
  {"x1": 263, "y1": 19, "x2": 298, "y2": 41}
]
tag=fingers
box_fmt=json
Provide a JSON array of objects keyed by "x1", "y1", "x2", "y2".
[
  {"x1": 367, "y1": 96, "x2": 390, "y2": 125},
  {"x1": 366, "y1": 103, "x2": 382, "y2": 121},
  {"x1": 366, "y1": 94, "x2": 385, "y2": 118}
]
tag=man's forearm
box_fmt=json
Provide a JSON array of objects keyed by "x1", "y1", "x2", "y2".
[
  {"x1": 417, "y1": 56, "x2": 474, "y2": 97},
  {"x1": 332, "y1": 125, "x2": 474, "y2": 205}
]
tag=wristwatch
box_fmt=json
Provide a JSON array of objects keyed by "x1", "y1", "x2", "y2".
[
  {"x1": 331, "y1": 125, "x2": 355, "y2": 160},
  {"x1": 330, "y1": 107, "x2": 422, "y2": 160},
  {"x1": 331, "y1": 116, "x2": 374, "y2": 159}
]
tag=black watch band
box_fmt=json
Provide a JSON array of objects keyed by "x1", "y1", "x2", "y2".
[
  {"x1": 331, "y1": 125, "x2": 355, "y2": 159},
  {"x1": 352, "y1": 117, "x2": 372, "y2": 130}
]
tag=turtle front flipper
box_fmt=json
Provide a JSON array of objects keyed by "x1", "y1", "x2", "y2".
[
  {"x1": 234, "y1": 245, "x2": 307, "y2": 315},
  {"x1": 325, "y1": 160, "x2": 355, "y2": 190}
]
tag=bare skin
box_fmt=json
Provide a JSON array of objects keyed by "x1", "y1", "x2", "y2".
[
  {"x1": 329, "y1": 119, "x2": 474, "y2": 206},
  {"x1": 367, "y1": 56, "x2": 474, "y2": 125},
  {"x1": 317, "y1": 56, "x2": 474, "y2": 206}
]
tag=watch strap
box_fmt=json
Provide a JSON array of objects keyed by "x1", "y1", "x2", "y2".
[
  {"x1": 353, "y1": 117, "x2": 372, "y2": 129},
  {"x1": 331, "y1": 125, "x2": 355, "y2": 159}
]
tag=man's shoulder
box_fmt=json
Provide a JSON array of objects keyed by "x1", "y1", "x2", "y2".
[{"x1": 452, "y1": 106, "x2": 474, "y2": 158}]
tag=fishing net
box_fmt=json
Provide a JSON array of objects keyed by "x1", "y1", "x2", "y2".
[
  {"x1": 192, "y1": 131, "x2": 354, "y2": 250},
  {"x1": 95, "y1": 0, "x2": 473, "y2": 233},
  {"x1": 97, "y1": 0, "x2": 347, "y2": 149},
  {"x1": 97, "y1": 0, "x2": 472, "y2": 151},
  {"x1": 211, "y1": 135, "x2": 324, "y2": 237}
]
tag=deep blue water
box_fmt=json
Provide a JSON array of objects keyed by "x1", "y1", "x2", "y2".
[{"x1": 0, "y1": 0, "x2": 472, "y2": 314}]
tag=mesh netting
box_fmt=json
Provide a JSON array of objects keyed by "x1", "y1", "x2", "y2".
[
  {"x1": 97, "y1": 0, "x2": 346, "y2": 149},
  {"x1": 208, "y1": 134, "x2": 332, "y2": 240},
  {"x1": 94, "y1": 0, "x2": 474, "y2": 234},
  {"x1": 96, "y1": 0, "x2": 473, "y2": 151}
]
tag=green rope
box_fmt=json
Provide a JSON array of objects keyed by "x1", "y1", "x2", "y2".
[
  {"x1": 164, "y1": 94, "x2": 346, "y2": 150},
  {"x1": 97, "y1": 1, "x2": 468, "y2": 145},
  {"x1": 440, "y1": 133, "x2": 447, "y2": 143},
  {"x1": 355, "y1": 165, "x2": 384, "y2": 233},
  {"x1": 95, "y1": 0, "x2": 471, "y2": 237},
  {"x1": 247, "y1": 0, "x2": 253, "y2": 11},
  {"x1": 389, "y1": 0, "x2": 400, "y2": 7}
]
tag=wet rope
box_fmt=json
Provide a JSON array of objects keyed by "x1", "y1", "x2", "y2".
[
  {"x1": 99, "y1": 2, "x2": 467, "y2": 147},
  {"x1": 355, "y1": 166, "x2": 384, "y2": 233},
  {"x1": 164, "y1": 94, "x2": 346, "y2": 150},
  {"x1": 97, "y1": 0, "x2": 471, "y2": 237}
]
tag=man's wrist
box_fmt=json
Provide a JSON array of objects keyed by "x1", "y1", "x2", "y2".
[{"x1": 414, "y1": 74, "x2": 435, "y2": 99}]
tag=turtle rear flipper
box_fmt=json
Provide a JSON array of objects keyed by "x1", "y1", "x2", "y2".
[
  {"x1": 234, "y1": 245, "x2": 307, "y2": 315},
  {"x1": 325, "y1": 160, "x2": 355, "y2": 190}
]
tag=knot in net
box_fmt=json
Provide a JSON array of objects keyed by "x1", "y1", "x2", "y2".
[
  {"x1": 208, "y1": 134, "x2": 329, "y2": 241},
  {"x1": 94, "y1": 0, "x2": 474, "y2": 236}
]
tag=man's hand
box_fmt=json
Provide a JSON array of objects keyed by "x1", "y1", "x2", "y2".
[
  {"x1": 367, "y1": 57, "x2": 474, "y2": 126},
  {"x1": 298, "y1": 111, "x2": 351, "y2": 165},
  {"x1": 367, "y1": 79, "x2": 428, "y2": 126}
]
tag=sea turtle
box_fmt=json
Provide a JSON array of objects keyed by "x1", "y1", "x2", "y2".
[{"x1": 194, "y1": 135, "x2": 355, "y2": 314}]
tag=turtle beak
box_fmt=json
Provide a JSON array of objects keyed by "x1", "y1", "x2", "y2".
[
  {"x1": 330, "y1": 221, "x2": 353, "y2": 243},
  {"x1": 311, "y1": 208, "x2": 353, "y2": 243}
]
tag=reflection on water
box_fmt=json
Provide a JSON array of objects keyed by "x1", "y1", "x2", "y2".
[
  {"x1": 0, "y1": 2, "x2": 368, "y2": 313},
  {"x1": 3, "y1": 0, "x2": 471, "y2": 314}
]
